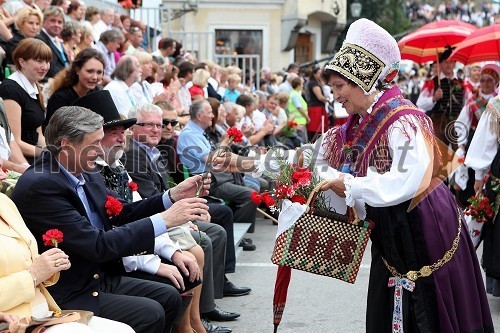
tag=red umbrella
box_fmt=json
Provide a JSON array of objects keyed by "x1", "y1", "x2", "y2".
[
  {"x1": 273, "y1": 266, "x2": 291, "y2": 333},
  {"x1": 399, "y1": 20, "x2": 477, "y2": 64},
  {"x1": 449, "y1": 24, "x2": 500, "y2": 65}
]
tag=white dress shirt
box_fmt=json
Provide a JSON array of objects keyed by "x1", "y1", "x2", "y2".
[{"x1": 104, "y1": 80, "x2": 136, "y2": 117}]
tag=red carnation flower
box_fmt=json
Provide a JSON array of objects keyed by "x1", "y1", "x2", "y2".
[
  {"x1": 457, "y1": 156, "x2": 465, "y2": 164},
  {"x1": 105, "y1": 195, "x2": 123, "y2": 217},
  {"x1": 275, "y1": 185, "x2": 288, "y2": 200},
  {"x1": 288, "y1": 120, "x2": 298, "y2": 128},
  {"x1": 291, "y1": 195, "x2": 307, "y2": 205},
  {"x1": 291, "y1": 168, "x2": 312, "y2": 187},
  {"x1": 42, "y1": 229, "x2": 63, "y2": 248},
  {"x1": 250, "y1": 191, "x2": 262, "y2": 205},
  {"x1": 226, "y1": 127, "x2": 243, "y2": 143},
  {"x1": 128, "y1": 182, "x2": 138, "y2": 192},
  {"x1": 261, "y1": 192, "x2": 277, "y2": 208}
]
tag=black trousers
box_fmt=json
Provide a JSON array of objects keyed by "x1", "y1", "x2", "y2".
[
  {"x1": 99, "y1": 274, "x2": 182, "y2": 333},
  {"x1": 208, "y1": 203, "x2": 236, "y2": 273},
  {"x1": 194, "y1": 220, "x2": 227, "y2": 313},
  {"x1": 210, "y1": 181, "x2": 257, "y2": 232}
]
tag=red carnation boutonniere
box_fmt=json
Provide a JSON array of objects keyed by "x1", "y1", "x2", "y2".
[
  {"x1": 43, "y1": 229, "x2": 63, "y2": 248},
  {"x1": 457, "y1": 156, "x2": 465, "y2": 164},
  {"x1": 128, "y1": 182, "x2": 138, "y2": 192},
  {"x1": 105, "y1": 195, "x2": 123, "y2": 217}
]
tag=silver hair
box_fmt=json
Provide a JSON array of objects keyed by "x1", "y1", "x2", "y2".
[
  {"x1": 223, "y1": 101, "x2": 237, "y2": 114},
  {"x1": 45, "y1": 106, "x2": 103, "y2": 155},
  {"x1": 112, "y1": 55, "x2": 134, "y2": 80},
  {"x1": 189, "y1": 99, "x2": 209, "y2": 119},
  {"x1": 128, "y1": 103, "x2": 163, "y2": 121}
]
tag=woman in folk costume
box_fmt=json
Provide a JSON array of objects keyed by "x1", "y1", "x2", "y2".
[
  {"x1": 220, "y1": 18, "x2": 493, "y2": 333},
  {"x1": 465, "y1": 95, "x2": 500, "y2": 297},
  {"x1": 454, "y1": 64, "x2": 499, "y2": 206},
  {"x1": 317, "y1": 19, "x2": 492, "y2": 332}
]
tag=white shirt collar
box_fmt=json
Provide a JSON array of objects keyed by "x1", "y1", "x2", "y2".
[{"x1": 8, "y1": 71, "x2": 38, "y2": 99}]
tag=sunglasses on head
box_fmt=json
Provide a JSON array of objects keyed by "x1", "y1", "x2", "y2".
[{"x1": 162, "y1": 119, "x2": 179, "y2": 127}]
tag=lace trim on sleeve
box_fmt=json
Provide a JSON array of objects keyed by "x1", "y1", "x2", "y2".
[{"x1": 344, "y1": 174, "x2": 356, "y2": 207}]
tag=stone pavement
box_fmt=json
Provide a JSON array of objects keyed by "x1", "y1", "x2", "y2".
[{"x1": 214, "y1": 217, "x2": 500, "y2": 333}]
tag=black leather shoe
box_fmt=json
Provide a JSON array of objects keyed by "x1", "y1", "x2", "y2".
[
  {"x1": 202, "y1": 305, "x2": 240, "y2": 321},
  {"x1": 238, "y1": 238, "x2": 256, "y2": 251},
  {"x1": 202, "y1": 319, "x2": 232, "y2": 333},
  {"x1": 243, "y1": 237, "x2": 253, "y2": 244},
  {"x1": 223, "y1": 280, "x2": 251, "y2": 297}
]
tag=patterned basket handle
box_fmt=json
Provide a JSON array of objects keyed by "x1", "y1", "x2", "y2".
[{"x1": 306, "y1": 179, "x2": 360, "y2": 225}]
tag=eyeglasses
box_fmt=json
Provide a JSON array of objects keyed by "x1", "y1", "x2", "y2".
[
  {"x1": 162, "y1": 119, "x2": 179, "y2": 127},
  {"x1": 135, "y1": 122, "x2": 165, "y2": 129}
]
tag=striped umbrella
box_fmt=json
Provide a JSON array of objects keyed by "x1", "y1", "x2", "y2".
[
  {"x1": 398, "y1": 20, "x2": 477, "y2": 64},
  {"x1": 449, "y1": 24, "x2": 500, "y2": 65}
]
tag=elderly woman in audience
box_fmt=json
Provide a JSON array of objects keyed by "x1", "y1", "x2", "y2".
[
  {"x1": 0, "y1": 7, "x2": 42, "y2": 67},
  {"x1": 0, "y1": 39, "x2": 51, "y2": 164},
  {"x1": 131, "y1": 51, "x2": 171, "y2": 104},
  {"x1": 44, "y1": 48, "x2": 105, "y2": 129},
  {"x1": 0, "y1": 165, "x2": 135, "y2": 333},
  {"x1": 61, "y1": 21, "x2": 82, "y2": 61},
  {"x1": 77, "y1": 26, "x2": 94, "y2": 52}
]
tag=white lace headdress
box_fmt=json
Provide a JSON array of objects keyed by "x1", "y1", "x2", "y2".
[{"x1": 324, "y1": 19, "x2": 401, "y2": 95}]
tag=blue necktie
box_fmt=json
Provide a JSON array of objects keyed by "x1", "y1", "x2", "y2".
[{"x1": 76, "y1": 182, "x2": 104, "y2": 229}]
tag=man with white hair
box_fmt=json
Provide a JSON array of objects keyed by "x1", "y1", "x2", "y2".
[{"x1": 93, "y1": 7, "x2": 114, "y2": 41}]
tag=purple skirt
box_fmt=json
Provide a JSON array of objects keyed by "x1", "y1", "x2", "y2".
[{"x1": 366, "y1": 180, "x2": 493, "y2": 333}]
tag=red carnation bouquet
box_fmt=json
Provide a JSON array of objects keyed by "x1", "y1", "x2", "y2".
[
  {"x1": 251, "y1": 150, "x2": 329, "y2": 212},
  {"x1": 465, "y1": 194, "x2": 494, "y2": 223},
  {"x1": 42, "y1": 229, "x2": 63, "y2": 248},
  {"x1": 464, "y1": 194, "x2": 494, "y2": 248}
]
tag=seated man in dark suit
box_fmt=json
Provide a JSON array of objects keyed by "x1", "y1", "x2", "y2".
[
  {"x1": 74, "y1": 90, "x2": 206, "y2": 333},
  {"x1": 11, "y1": 105, "x2": 211, "y2": 333},
  {"x1": 35, "y1": 7, "x2": 69, "y2": 81}
]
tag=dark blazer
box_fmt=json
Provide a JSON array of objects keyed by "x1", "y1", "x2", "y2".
[
  {"x1": 122, "y1": 138, "x2": 170, "y2": 198},
  {"x1": 35, "y1": 30, "x2": 68, "y2": 80},
  {"x1": 11, "y1": 151, "x2": 166, "y2": 313}
]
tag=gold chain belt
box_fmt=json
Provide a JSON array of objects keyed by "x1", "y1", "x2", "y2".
[{"x1": 381, "y1": 207, "x2": 462, "y2": 281}]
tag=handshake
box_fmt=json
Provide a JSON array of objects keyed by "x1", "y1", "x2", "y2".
[{"x1": 161, "y1": 174, "x2": 212, "y2": 229}]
